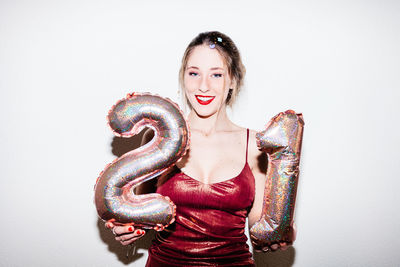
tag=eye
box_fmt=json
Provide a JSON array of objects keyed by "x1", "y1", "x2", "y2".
[
  {"x1": 212, "y1": 73, "x2": 223, "y2": 78},
  {"x1": 188, "y1": 72, "x2": 199, "y2": 77}
]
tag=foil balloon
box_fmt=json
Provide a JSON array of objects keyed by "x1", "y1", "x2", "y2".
[
  {"x1": 250, "y1": 110, "x2": 304, "y2": 251},
  {"x1": 94, "y1": 93, "x2": 190, "y2": 229}
]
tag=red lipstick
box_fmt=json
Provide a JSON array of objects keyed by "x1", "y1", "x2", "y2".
[{"x1": 195, "y1": 95, "x2": 215, "y2": 105}]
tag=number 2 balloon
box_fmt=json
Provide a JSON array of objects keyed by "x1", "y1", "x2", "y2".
[{"x1": 94, "y1": 93, "x2": 190, "y2": 228}]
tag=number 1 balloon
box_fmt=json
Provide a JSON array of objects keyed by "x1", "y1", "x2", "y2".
[
  {"x1": 94, "y1": 93, "x2": 190, "y2": 228},
  {"x1": 250, "y1": 110, "x2": 304, "y2": 251}
]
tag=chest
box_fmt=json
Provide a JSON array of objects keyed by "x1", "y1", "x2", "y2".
[
  {"x1": 177, "y1": 132, "x2": 247, "y2": 184},
  {"x1": 157, "y1": 166, "x2": 255, "y2": 211}
]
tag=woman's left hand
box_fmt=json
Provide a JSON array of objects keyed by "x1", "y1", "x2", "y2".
[{"x1": 263, "y1": 222, "x2": 297, "y2": 252}]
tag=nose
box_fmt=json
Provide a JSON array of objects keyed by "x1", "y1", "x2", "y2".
[{"x1": 198, "y1": 76, "x2": 210, "y2": 93}]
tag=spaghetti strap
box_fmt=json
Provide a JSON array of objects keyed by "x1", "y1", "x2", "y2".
[{"x1": 246, "y1": 128, "x2": 249, "y2": 162}]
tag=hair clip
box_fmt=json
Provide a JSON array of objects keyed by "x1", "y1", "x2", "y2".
[{"x1": 209, "y1": 35, "x2": 224, "y2": 49}]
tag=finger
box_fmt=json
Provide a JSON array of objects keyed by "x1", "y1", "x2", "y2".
[
  {"x1": 120, "y1": 236, "x2": 142, "y2": 246},
  {"x1": 120, "y1": 235, "x2": 141, "y2": 246},
  {"x1": 105, "y1": 221, "x2": 114, "y2": 229},
  {"x1": 280, "y1": 242, "x2": 289, "y2": 251},
  {"x1": 120, "y1": 239, "x2": 136, "y2": 246},
  {"x1": 105, "y1": 219, "x2": 116, "y2": 229},
  {"x1": 113, "y1": 225, "x2": 135, "y2": 236},
  {"x1": 116, "y1": 229, "x2": 145, "y2": 241},
  {"x1": 270, "y1": 244, "x2": 279, "y2": 251},
  {"x1": 153, "y1": 224, "x2": 165, "y2": 232},
  {"x1": 115, "y1": 230, "x2": 145, "y2": 245}
]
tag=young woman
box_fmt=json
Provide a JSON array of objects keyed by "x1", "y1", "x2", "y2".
[{"x1": 106, "y1": 31, "x2": 293, "y2": 266}]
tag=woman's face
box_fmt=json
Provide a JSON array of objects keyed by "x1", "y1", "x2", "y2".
[{"x1": 183, "y1": 44, "x2": 233, "y2": 118}]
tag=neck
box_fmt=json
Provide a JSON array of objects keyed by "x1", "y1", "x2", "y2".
[{"x1": 187, "y1": 107, "x2": 232, "y2": 136}]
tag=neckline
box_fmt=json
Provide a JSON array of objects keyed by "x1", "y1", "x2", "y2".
[{"x1": 176, "y1": 162, "x2": 250, "y2": 186}]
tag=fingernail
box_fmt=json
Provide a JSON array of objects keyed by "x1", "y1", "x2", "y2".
[
  {"x1": 135, "y1": 230, "x2": 141, "y2": 234},
  {"x1": 106, "y1": 222, "x2": 112, "y2": 229},
  {"x1": 128, "y1": 227, "x2": 133, "y2": 232}
]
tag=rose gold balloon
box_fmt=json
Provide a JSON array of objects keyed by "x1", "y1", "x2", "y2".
[
  {"x1": 94, "y1": 93, "x2": 189, "y2": 229},
  {"x1": 250, "y1": 110, "x2": 304, "y2": 250}
]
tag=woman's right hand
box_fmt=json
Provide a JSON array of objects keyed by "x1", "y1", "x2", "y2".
[{"x1": 105, "y1": 220, "x2": 146, "y2": 246}]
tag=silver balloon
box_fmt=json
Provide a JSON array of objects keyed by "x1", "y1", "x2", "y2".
[
  {"x1": 94, "y1": 93, "x2": 190, "y2": 228},
  {"x1": 250, "y1": 110, "x2": 304, "y2": 250}
]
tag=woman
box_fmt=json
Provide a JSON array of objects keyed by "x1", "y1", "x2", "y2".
[{"x1": 106, "y1": 31, "x2": 293, "y2": 266}]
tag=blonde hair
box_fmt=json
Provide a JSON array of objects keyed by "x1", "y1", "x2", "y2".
[{"x1": 179, "y1": 31, "x2": 246, "y2": 108}]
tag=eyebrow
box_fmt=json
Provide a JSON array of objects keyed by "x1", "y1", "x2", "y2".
[
  {"x1": 186, "y1": 66, "x2": 225, "y2": 71},
  {"x1": 210, "y1": 67, "x2": 224, "y2": 71}
]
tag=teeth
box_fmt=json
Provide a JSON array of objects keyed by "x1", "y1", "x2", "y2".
[{"x1": 197, "y1": 96, "x2": 213, "y2": 101}]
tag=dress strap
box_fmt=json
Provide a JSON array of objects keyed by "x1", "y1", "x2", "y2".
[{"x1": 246, "y1": 128, "x2": 249, "y2": 162}]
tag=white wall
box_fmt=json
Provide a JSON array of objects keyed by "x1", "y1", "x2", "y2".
[{"x1": 1, "y1": 0, "x2": 399, "y2": 266}]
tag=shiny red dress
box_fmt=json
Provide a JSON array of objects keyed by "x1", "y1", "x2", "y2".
[{"x1": 146, "y1": 129, "x2": 256, "y2": 267}]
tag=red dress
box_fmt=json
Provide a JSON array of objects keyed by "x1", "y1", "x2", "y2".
[{"x1": 146, "y1": 129, "x2": 255, "y2": 266}]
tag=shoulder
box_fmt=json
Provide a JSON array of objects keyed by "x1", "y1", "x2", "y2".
[
  {"x1": 247, "y1": 129, "x2": 258, "y2": 149},
  {"x1": 215, "y1": 123, "x2": 246, "y2": 143},
  {"x1": 226, "y1": 127, "x2": 262, "y2": 162}
]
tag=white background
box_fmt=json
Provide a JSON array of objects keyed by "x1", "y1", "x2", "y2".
[{"x1": 1, "y1": 0, "x2": 399, "y2": 266}]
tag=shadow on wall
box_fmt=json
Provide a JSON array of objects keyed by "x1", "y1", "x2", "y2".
[
  {"x1": 253, "y1": 247, "x2": 296, "y2": 267},
  {"x1": 96, "y1": 129, "x2": 155, "y2": 265},
  {"x1": 110, "y1": 129, "x2": 147, "y2": 157},
  {"x1": 96, "y1": 218, "x2": 155, "y2": 265}
]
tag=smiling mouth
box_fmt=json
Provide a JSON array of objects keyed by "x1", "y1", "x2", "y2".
[{"x1": 195, "y1": 95, "x2": 215, "y2": 105}]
